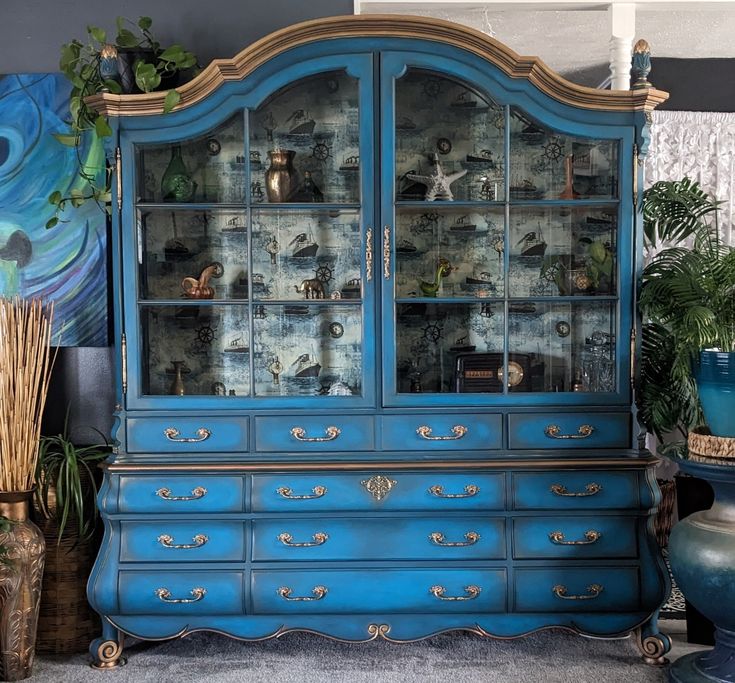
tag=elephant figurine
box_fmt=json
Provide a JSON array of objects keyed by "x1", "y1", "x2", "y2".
[{"x1": 295, "y1": 277, "x2": 326, "y2": 299}]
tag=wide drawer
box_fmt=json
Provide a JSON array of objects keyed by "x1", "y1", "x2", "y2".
[
  {"x1": 512, "y1": 516, "x2": 639, "y2": 559},
  {"x1": 512, "y1": 471, "x2": 640, "y2": 510},
  {"x1": 251, "y1": 568, "x2": 506, "y2": 614},
  {"x1": 380, "y1": 414, "x2": 502, "y2": 451},
  {"x1": 118, "y1": 475, "x2": 244, "y2": 513},
  {"x1": 508, "y1": 413, "x2": 630, "y2": 450},
  {"x1": 120, "y1": 521, "x2": 246, "y2": 562},
  {"x1": 127, "y1": 417, "x2": 248, "y2": 453},
  {"x1": 254, "y1": 415, "x2": 374, "y2": 452},
  {"x1": 514, "y1": 567, "x2": 640, "y2": 612},
  {"x1": 251, "y1": 472, "x2": 505, "y2": 511},
  {"x1": 118, "y1": 571, "x2": 244, "y2": 615},
  {"x1": 252, "y1": 517, "x2": 505, "y2": 561}
]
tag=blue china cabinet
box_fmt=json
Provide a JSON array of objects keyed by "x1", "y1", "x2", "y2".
[{"x1": 86, "y1": 15, "x2": 671, "y2": 668}]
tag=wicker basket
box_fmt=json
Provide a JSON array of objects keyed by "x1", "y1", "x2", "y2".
[
  {"x1": 654, "y1": 479, "x2": 677, "y2": 548},
  {"x1": 688, "y1": 428, "x2": 735, "y2": 461}
]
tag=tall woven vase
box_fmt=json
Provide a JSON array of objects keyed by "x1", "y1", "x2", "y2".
[{"x1": 0, "y1": 492, "x2": 45, "y2": 682}]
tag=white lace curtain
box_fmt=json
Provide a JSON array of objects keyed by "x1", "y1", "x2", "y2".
[{"x1": 647, "y1": 111, "x2": 735, "y2": 244}]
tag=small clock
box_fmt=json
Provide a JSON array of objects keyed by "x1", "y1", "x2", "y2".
[
  {"x1": 205, "y1": 138, "x2": 221, "y2": 156},
  {"x1": 555, "y1": 320, "x2": 571, "y2": 337},
  {"x1": 436, "y1": 137, "x2": 452, "y2": 155}
]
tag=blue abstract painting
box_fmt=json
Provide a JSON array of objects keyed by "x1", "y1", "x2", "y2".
[{"x1": 0, "y1": 73, "x2": 108, "y2": 346}]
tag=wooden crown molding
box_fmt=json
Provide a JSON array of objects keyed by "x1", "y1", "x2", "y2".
[{"x1": 86, "y1": 14, "x2": 668, "y2": 117}]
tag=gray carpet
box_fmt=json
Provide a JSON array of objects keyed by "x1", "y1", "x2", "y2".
[{"x1": 31, "y1": 622, "x2": 702, "y2": 683}]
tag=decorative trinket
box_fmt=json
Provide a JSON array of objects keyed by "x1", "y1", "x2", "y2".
[
  {"x1": 168, "y1": 360, "x2": 189, "y2": 396},
  {"x1": 292, "y1": 171, "x2": 324, "y2": 202},
  {"x1": 181, "y1": 262, "x2": 224, "y2": 299},
  {"x1": 265, "y1": 149, "x2": 297, "y2": 202},
  {"x1": 99, "y1": 43, "x2": 119, "y2": 83},
  {"x1": 212, "y1": 381, "x2": 226, "y2": 395},
  {"x1": 555, "y1": 321, "x2": 571, "y2": 338},
  {"x1": 559, "y1": 154, "x2": 580, "y2": 200},
  {"x1": 327, "y1": 381, "x2": 352, "y2": 396},
  {"x1": 419, "y1": 258, "x2": 453, "y2": 297},
  {"x1": 205, "y1": 138, "x2": 221, "y2": 156},
  {"x1": 161, "y1": 145, "x2": 197, "y2": 202},
  {"x1": 436, "y1": 137, "x2": 452, "y2": 155},
  {"x1": 328, "y1": 322, "x2": 344, "y2": 338},
  {"x1": 267, "y1": 356, "x2": 283, "y2": 384},
  {"x1": 407, "y1": 154, "x2": 466, "y2": 201},
  {"x1": 295, "y1": 277, "x2": 326, "y2": 299},
  {"x1": 631, "y1": 39, "x2": 652, "y2": 90}
]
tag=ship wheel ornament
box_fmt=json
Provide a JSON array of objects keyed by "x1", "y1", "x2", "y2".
[
  {"x1": 423, "y1": 320, "x2": 443, "y2": 344},
  {"x1": 542, "y1": 136, "x2": 564, "y2": 163},
  {"x1": 195, "y1": 324, "x2": 215, "y2": 345},
  {"x1": 315, "y1": 264, "x2": 334, "y2": 283},
  {"x1": 311, "y1": 141, "x2": 331, "y2": 162}
]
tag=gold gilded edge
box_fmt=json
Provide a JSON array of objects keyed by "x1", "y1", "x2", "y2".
[{"x1": 86, "y1": 14, "x2": 668, "y2": 117}]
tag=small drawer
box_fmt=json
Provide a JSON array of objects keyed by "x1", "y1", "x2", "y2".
[
  {"x1": 118, "y1": 475, "x2": 244, "y2": 513},
  {"x1": 252, "y1": 517, "x2": 505, "y2": 562},
  {"x1": 254, "y1": 415, "x2": 374, "y2": 452},
  {"x1": 120, "y1": 521, "x2": 246, "y2": 562},
  {"x1": 251, "y1": 472, "x2": 505, "y2": 512},
  {"x1": 508, "y1": 413, "x2": 630, "y2": 450},
  {"x1": 127, "y1": 417, "x2": 248, "y2": 453},
  {"x1": 119, "y1": 571, "x2": 244, "y2": 615},
  {"x1": 514, "y1": 567, "x2": 640, "y2": 612},
  {"x1": 512, "y1": 471, "x2": 640, "y2": 510},
  {"x1": 512, "y1": 516, "x2": 639, "y2": 559},
  {"x1": 380, "y1": 414, "x2": 502, "y2": 451},
  {"x1": 252, "y1": 568, "x2": 506, "y2": 614}
]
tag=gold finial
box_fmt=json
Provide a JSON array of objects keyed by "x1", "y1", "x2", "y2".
[
  {"x1": 99, "y1": 43, "x2": 118, "y2": 59},
  {"x1": 631, "y1": 38, "x2": 652, "y2": 90}
]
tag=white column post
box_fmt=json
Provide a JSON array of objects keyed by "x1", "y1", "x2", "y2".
[{"x1": 608, "y1": 2, "x2": 636, "y2": 90}]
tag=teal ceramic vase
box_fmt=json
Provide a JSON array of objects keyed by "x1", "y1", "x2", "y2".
[{"x1": 695, "y1": 351, "x2": 735, "y2": 438}]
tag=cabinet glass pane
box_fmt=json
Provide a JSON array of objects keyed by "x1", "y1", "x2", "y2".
[
  {"x1": 251, "y1": 209, "x2": 361, "y2": 300},
  {"x1": 508, "y1": 301, "x2": 615, "y2": 393},
  {"x1": 249, "y1": 70, "x2": 360, "y2": 204},
  {"x1": 141, "y1": 305, "x2": 250, "y2": 396},
  {"x1": 395, "y1": 69, "x2": 505, "y2": 202},
  {"x1": 509, "y1": 108, "x2": 618, "y2": 200},
  {"x1": 252, "y1": 304, "x2": 362, "y2": 396},
  {"x1": 395, "y1": 207, "x2": 505, "y2": 299},
  {"x1": 396, "y1": 303, "x2": 504, "y2": 393},
  {"x1": 508, "y1": 206, "x2": 617, "y2": 297},
  {"x1": 136, "y1": 114, "x2": 245, "y2": 203},
  {"x1": 138, "y1": 209, "x2": 248, "y2": 300}
]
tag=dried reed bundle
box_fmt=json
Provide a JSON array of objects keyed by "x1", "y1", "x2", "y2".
[{"x1": 0, "y1": 297, "x2": 55, "y2": 492}]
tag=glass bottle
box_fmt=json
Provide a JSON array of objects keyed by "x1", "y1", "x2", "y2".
[{"x1": 161, "y1": 145, "x2": 197, "y2": 202}]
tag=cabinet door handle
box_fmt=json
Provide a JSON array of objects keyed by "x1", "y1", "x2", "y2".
[
  {"x1": 277, "y1": 585, "x2": 328, "y2": 601},
  {"x1": 290, "y1": 426, "x2": 341, "y2": 442},
  {"x1": 429, "y1": 585, "x2": 481, "y2": 601},
  {"x1": 157, "y1": 533, "x2": 209, "y2": 549},
  {"x1": 365, "y1": 227, "x2": 373, "y2": 281},
  {"x1": 163, "y1": 427, "x2": 212, "y2": 443},
  {"x1": 429, "y1": 531, "x2": 480, "y2": 547},
  {"x1": 550, "y1": 483, "x2": 602, "y2": 497},
  {"x1": 155, "y1": 486, "x2": 208, "y2": 501},
  {"x1": 548, "y1": 530, "x2": 602, "y2": 546},
  {"x1": 428, "y1": 484, "x2": 480, "y2": 498},
  {"x1": 416, "y1": 425, "x2": 468, "y2": 441},
  {"x1": 277, "y1": 532, "x2": 329, "y2": 547},
  {"x1": 276, "y1": 485, "x2": 327, "y2": 500},
  {"x1": 154, "y1": 587, "x2": 206, "y2": 604},
  {"x1": 544, "y1": 424, "x2": 594, "y2": 440},
  {"x1": 553, "y1": 584, "x2": 603, "y2": 600},
  {"x1": 383, "y1": 225, "x2": 391, "y2": 279}
]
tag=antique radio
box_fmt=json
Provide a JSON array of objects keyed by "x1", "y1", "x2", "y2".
[{"x1": 454, "y1": 352, "x2": 534, "y2": 393}]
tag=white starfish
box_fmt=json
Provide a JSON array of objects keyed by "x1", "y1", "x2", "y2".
[{"x1": 406, "y1": 153, "x2": 467, "y2": 201}]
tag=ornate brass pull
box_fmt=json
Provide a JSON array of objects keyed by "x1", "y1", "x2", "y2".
[
  {"x1": 416, "y1": 425, "x2": 468, "y2": 441},
  {"x1": 549, "y1": 530, "x2": 602, "y2": 546},
  {"x1": 429, "y1": 585, "x2": 482, "y2": 601},
  {"x1": 550, "y1": 483, "x2": 602, "y2": 497},
  {"x1": 383, "y1": 225, "x2": 391, "y2": 279},
  {"x1": 154, "y1": 587, "x2": 206, "y2": 604},
  {"x1": 365, "y1": 227, "x2": 373, "y2": 281},
  {"x1": 553, "y1": 584, "x2": 604, "y2": 600},
  {"x1": 429, "y1": 484, "x2": 480, "y2": 498},
  {"x1": 290, "y1": 426, "x2": 341, "y2": 442},
  {"x1": 276, "y1": 485, "x2": 327, "y2": 500},
  {"x1": 155, "y1": 486, "x2": 208, "y2": 501},
  {"x1": 544, "y1": 424, "x2": 594, "y2": 440},
  {"x1": 157, "y1": 533, "x2": 209, "y2": 549},
  {"x1": 429, "y1": 531, "x2": 480, "y2": 547},
  {"x1": 277, "y1": 585, "x2": 328, "y2": 601},
  {"x1": 278, "y1": 532, "x2": 329, "y2": 547},
  {"x1": 163, "y1": 427, "x2": 211, "y2": 443}
]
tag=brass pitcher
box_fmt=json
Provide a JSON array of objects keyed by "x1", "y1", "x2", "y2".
[
  {"x1": 0, "y1": 491, "x2": 45, "y2": 681},
  {"x1": 265, "y1": 149, "x2": 297, "y2": 202}
]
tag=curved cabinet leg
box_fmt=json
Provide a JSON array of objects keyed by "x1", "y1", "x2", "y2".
[
  {"x1": 634, "y1": 619, "x2": 671, "y2": 666},
  {"x1": 89, "y1": 624, "x2": 126, "y2": 669}
]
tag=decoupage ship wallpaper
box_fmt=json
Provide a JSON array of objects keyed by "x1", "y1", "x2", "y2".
[{"x1": 0, "y1": 73, "x2": 107, "y2": 346}]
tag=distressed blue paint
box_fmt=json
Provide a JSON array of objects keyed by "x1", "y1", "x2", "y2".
[
  {"x1": 508, "y1": 412, "x2": 631, "y2": 450},
  {"x1": 380, "y1": 413, "x2": 502, "y2": 451},
  {"x1": 127, "y1": 416, "x2": 249, "y2": 453}
]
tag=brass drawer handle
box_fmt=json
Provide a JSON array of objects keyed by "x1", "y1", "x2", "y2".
[
  {"x1": 155, "y1": 486, "x2": 208, "y2": 501},
  {"x1": 550, "y1": 483, "x2": 602, "y2": 497},
  {"x1": 154, "y1": 587, "x2": 206, "y2": 604},
  {"x1": 163, "y1": 427, "x2": 212, "y2": 443},
  {"x1": 290, "y1": 426, "x2": 341, "y2": 442},
  {"x1": 430, "y1": 585, "x2": 482, "y2": 601},
  {"x1": 277, "y1": 585, "x2": 328, "y2": 601},
  {"x1": 417, "y1": 425, "x2": 468, "y2": 441},
  {"x1": 544, "y1": 424, "x2": 594, "y2": 440},
  {"x1": 276, "y1": 485, "x2": 327, "y2": 500},
  {"x1": 157, "y1": 533, "x2": 209, "y2": 549},
  {"x1": 553, "y1": 584, "x2": 604, "y2": 601},
  {"x1": 278, "y1": 532, "x2": 329, "y2": 547},
  {"x1": 549, "y1": 530, "x2": 602, "y2": 546},
  {"x1": 429, "y1": 484, "x2": 480, "y2": 498},
  {"x1": 429, "y1": 531, "x2": 480, "y2": 547}
]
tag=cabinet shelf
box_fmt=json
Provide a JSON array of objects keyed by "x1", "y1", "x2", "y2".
[
  {"x1": 394, "y1": 295, "x2": 618, "y2": 305},
  {"x1": 136, "y1": 202, "x2": 247, "y2": 211}
]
